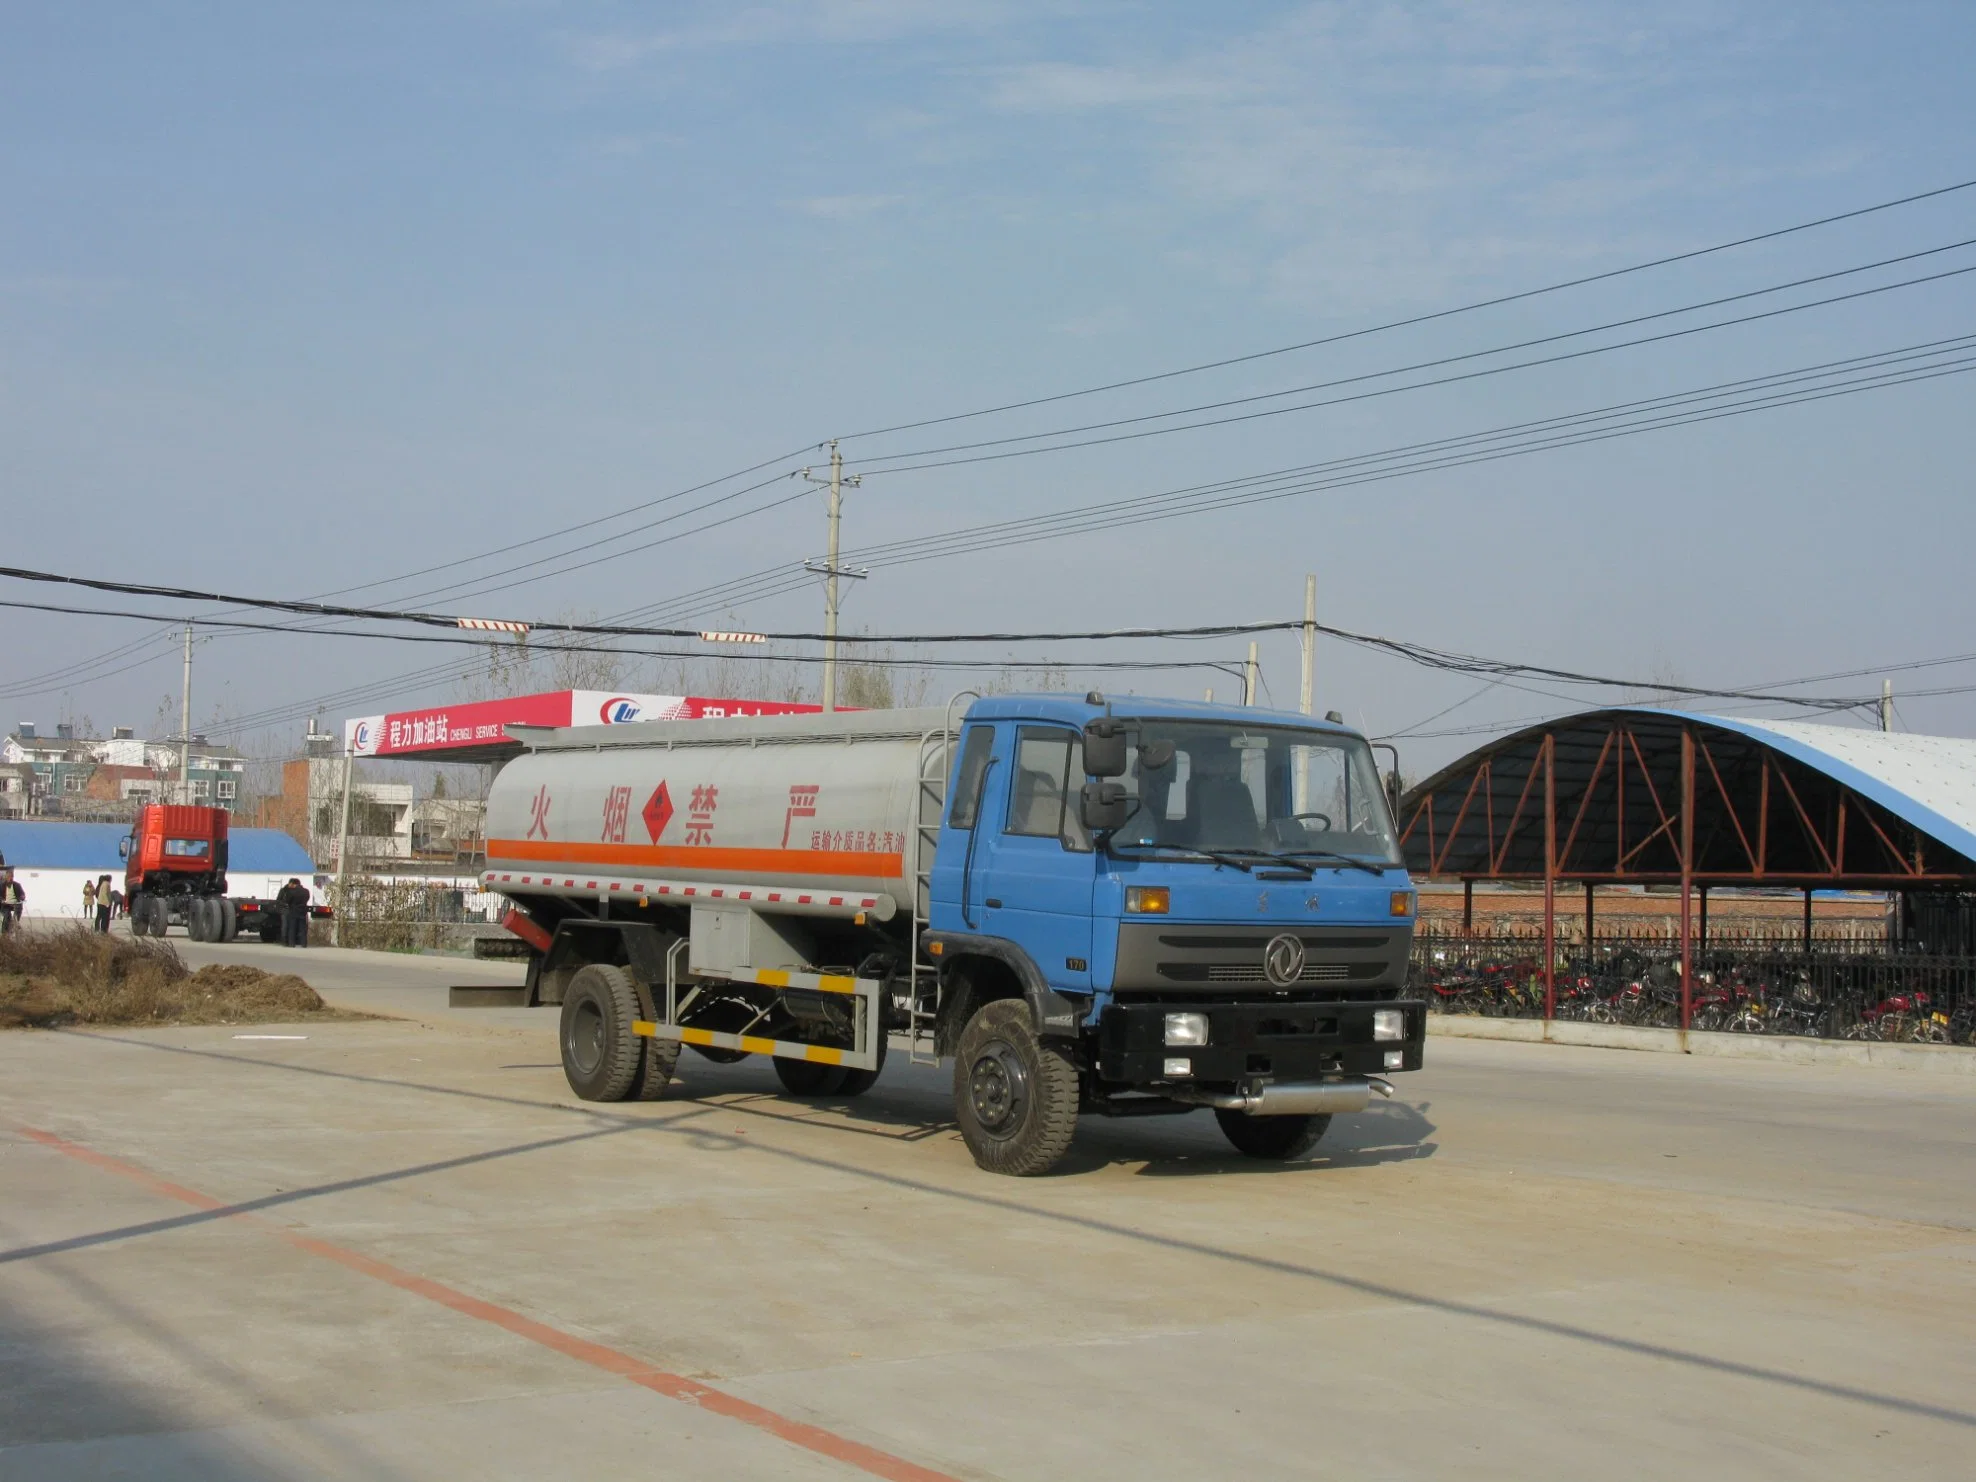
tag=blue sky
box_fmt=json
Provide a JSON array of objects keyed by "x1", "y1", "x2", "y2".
[{"x1": 4, "y1": 2, "x2": 1974, "y2": 771}]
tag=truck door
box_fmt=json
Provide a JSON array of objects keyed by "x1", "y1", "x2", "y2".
[
  {"x1": 975, "y1": 725, "x2": 1095, "y2": 992},
  {"x1": 929, "y1": 722, "x2": 1001, "y2": 930}
]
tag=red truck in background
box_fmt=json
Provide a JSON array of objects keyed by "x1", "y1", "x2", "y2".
[{"x1": 120, "y1": 803, "x2": 331, "y2": 942}]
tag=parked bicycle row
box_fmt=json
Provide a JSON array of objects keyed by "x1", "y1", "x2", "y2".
[{"x1": 1411, "y1": 936, "x2": 1976, "y2": 1044}]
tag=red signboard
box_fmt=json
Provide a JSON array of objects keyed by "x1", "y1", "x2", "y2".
[{"x1": 344, "y1": 690, "x2": 821, "y2": 758}]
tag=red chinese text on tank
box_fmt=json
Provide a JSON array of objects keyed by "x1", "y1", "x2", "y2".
[
  {"x1": 601, "y1": 785, "x2": 632, "y2": 844},
  {"x1": 783, "y1": 784, "x2": 820, "y2": 847},
  {"x1": 526, "y1": 786, "x2": 552, "y2": 840},
  {"x1": 686, "y1": 784, "x2": 718, "y2": 845},
  {"x1": 642, "y1": 782, "x2": 674, "y2": 843}
]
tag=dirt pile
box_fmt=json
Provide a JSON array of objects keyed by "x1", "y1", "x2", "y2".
[{"x1": 0, "y1": 926, "x2": 343, "y2": 1029}]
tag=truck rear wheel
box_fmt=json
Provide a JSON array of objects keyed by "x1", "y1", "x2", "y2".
[
  {"x1": 143, "y1": 894, "x2": 171, "y2": 937},
  {"x1": 953, "y1": 998, "x2": 1079, "y2": 1176},
  {"x1": 217, "y1": 898, "x2": 237, "y2": 943},
  {"x1": 834, "y1": 1028, "x2": 887, "y2": 1097},
  {"x1": 560, "y1": 964, "x2": 644, "y2": 1102},
  {"x1": 774, "y1": 1058, "x2": 848, "y2": 1096},
  {"x1": 1214, "y1": 1110, "x2": 1331, "y2": 1161},
  {"x1": 630, "y1": 1034, "x2": 679, "y2": 1101},
  {"x1": 188, "y1": 898, "x2": 216, "y2": 942}
]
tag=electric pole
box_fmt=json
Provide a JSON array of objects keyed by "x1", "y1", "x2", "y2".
[
  {"x1": 1299, "y1": 574, "x2": 1316, "y2": 717},
  {"x1": 1243, "y1": 641, "x2": 1259, "y2": 706},
  {"x1": 179, "y1": 623, "x2": 194, "y2": 803},
  {"x1": 803, "y1": 440, "x2": 864, "y2": 711},
  {"x1": 1880, "y1": 679, "x2": 1893, "y2": 733}
]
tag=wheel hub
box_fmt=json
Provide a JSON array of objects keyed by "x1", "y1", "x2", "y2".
[
  {"x1": 968, "y1": 1040, "x2": 1029, "y2": 1139},
  {"x1": 567, "y1": 1001, "x2": 605, "y2": 1075}
]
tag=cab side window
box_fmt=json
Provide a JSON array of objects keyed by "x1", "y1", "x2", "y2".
[
  {"x1": 1006, "y1": 727, "x2": 1091, "y2": 851},
  {"x1": 946, "y1": 725, "x2": 996, "y2": 831}
]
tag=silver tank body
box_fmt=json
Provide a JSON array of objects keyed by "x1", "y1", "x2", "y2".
[{"x1": 484, "y1": 707, "x2": 951, "y2": 906}]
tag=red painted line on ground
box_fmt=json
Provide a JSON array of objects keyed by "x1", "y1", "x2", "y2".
[{"x1": 14, "y1": 1123, "x2": 959, "y2": 1482}]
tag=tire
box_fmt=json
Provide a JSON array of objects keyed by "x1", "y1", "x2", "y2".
[
  {"x1": 217, "y1": 898, "x2": 237, "y2": 943},
  {"x1": 559, "y1": 964, "x2": 645, "y2": 1102},
  {"x1": 128, "y1": 893, "x2": 151, "y2": 936},
  {"x1": 258, "y1": 912, "x2": 282, "y2": 944},
  {"x1": 1214, "y1": 1109, "x2": 1331, "y2": 1161},
  {"x1": 630, "y1": 1034, "x2": 680, "y2": 1101},
  {"x1": 952, "y1": 997, "x2": 1079, "y2": 1176},
  {"x1": 834, "y1": 1027, "x2": 888, "y2": 1098},
  {"x1": 146, "y1": 894, "x2": 172, "y2": 937},
  {"x1": 774, "y1": 1057, "x2": 850, "y2": 1096},
  {"x1": 188, "y1": 898, "x2": 215, "y2": 942}
]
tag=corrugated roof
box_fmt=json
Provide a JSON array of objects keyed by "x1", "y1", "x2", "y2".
[
  {"x1": 1671, "y1": 712, "x2": 1976, "y2": 866},
  {"x1": 0, "y1": 821, "x2": 316, "y2": 873}
]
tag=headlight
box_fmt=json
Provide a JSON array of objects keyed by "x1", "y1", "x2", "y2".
[
  {"x1": 1373, "y1": 1008, "x2": 1405, "y2": 1042},
  {"x1": 1163, "y1": 1012, "x2": 1208, "y2": 1046},
  {"x1": 1126, "y1": 885, "x2": 1170, "y2": 914}
]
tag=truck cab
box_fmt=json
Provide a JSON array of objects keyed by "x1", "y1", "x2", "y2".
[{"x1": 921, "y1": 695, "x2": 1422, "y2": 1170}]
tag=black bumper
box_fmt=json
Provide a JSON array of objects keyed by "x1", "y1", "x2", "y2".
[{"x1": 1096, "y1": 998, "x2": 1426, "y2": 1086}]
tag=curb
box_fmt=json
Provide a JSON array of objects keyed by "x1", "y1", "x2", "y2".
[{"x1": 1426, "y1": 1013, "x2": 1976, "y2": 1074}]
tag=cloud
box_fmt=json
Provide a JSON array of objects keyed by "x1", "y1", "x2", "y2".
[
  {"x1": 797, "y1": 193, "x2": 906, "y2": 218},
  {"x1": 565, "y1": 0, "x2": 1011, "y2": 71}
]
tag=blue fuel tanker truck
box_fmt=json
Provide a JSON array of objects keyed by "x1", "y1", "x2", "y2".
[{"x1": 478, "y1": 693, "x2": 1423, "y2": 1176}]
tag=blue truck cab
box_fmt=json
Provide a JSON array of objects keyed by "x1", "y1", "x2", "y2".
[{"x1": 922, "y1": 693, "x2": 1424, "y2": 1174}]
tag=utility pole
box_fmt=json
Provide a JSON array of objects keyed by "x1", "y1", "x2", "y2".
[
  {"x1": 1299, "y1": 574, "x2": 1316, "y2": 717},
  {"x1": 1880, "y1": 679, "x2": 1893, "y2": 733},
  {"x1": 179, "y1": 623, "x2": 194, "y2": 803},
  {"x1": 1243, "y1": 641, "x2": 1259, "y2": 706},
  {"x1": 802, "y1": 441, "x2": 864, "y2": 712},
  {"x1": 332, "y1": 746, "x2": 355, "y2": 947}
]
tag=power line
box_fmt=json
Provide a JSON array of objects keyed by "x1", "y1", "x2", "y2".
[
  {"x1": 839, "y1": 176, "x2": 1976, "y2": 441},
  {"x1": 851, "y1": 257, "x2": 1976, "y2": 476}
]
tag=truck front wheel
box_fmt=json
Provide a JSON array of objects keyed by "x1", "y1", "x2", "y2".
[
  {"x1": 1214, "y1": 1110, "x2": 1331, "y2": 1161},
  {"x1": 953, "y1": 998, "x2": 1078, "y2": 1176},
  {"x1": 560, "y1": 964, "x2": 645, "y2": 1101}
]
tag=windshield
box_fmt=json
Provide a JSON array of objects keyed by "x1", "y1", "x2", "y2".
[{"x1": 1108, "y1": 721, "x2": 1402, "y2": 865}]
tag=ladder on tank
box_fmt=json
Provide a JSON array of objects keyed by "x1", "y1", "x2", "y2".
[{"x1": 906, "y1": 693, "x2": 974, "y2": 1065}]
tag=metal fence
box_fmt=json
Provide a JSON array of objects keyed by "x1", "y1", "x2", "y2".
[
  {"x1": 333, "y1": 877, "x2": 499, "y2": 953},
  {"x1": 1411, "y1": 928, "x2": 1975, "y2": 1044}
]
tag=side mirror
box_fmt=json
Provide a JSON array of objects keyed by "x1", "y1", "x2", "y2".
[
  {"x1": 118, "y1": 837, "x2": 130, "y2": 860},
  {"x1": 1081, "y1": 780, "x2": 1129, "y2": 832},
  {"x1": 1083, "y1": 717, "x2": 1128, "y2": 777}
]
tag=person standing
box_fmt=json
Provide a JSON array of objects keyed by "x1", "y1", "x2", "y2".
[
  {"x1": 94, "y1": 875, "x2": 113, "y2": 933},
  {"x1": 0, "y1": 871, "x2": 22, "y2": 933},
  {"x1": 278, "y1": 877, "x2": 311, "y2": 948},
  {"x1": 81, "y1": 876, "x2": 97, "y2": 924}
]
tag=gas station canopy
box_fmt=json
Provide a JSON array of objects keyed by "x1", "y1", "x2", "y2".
[{"x1": 342, "y1": 690, "x2": 821, "y2": 765}]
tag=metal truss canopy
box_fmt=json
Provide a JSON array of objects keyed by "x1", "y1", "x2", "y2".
[{"x1": 1398, "y1": 708, "x2": 1976, "y2": 890}]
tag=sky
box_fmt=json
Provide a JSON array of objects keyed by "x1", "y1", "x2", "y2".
[{"x1": 3, "y1": 1, "x2": 1974, "y2": 779}]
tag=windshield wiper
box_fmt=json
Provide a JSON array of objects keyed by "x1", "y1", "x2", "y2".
[
  {"x1": 1105, "y1": 841, "x2": 1256, "y2": 873},
  {"x1": 1273, "y1": 848, "x2": 1388, "y2": 876}
]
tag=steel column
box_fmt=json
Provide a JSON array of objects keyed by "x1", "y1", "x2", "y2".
[
  {"x1": 1463, "y1": 878, "x2": 1473, "y2": 932},
  {"x1": 1543, "y1": 734, "x2": 1557, "y2": 1022},
  {"x1": 1679, "y1": 726, "x2": 1694, "y2": 1033}
]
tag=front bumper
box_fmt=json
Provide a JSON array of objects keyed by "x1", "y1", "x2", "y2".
[{"x1": 1095, "y1": 998, "x2": 1426, "y2": 1086}]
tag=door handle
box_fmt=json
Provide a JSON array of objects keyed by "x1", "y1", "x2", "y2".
[{"x1": 985, "y1": 898, "x2": 1003, "y2": 909}]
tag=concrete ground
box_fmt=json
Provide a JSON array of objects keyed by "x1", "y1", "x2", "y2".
[{"x1": 1, "y1": 941, "x2": 1972, "y2": 1480}]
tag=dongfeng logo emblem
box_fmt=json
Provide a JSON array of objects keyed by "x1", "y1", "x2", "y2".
[{"x1": 1263, "y1": 933, "x2": 1306, "y2": 987}]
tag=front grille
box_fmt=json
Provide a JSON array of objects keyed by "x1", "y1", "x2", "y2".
[{"x1": 1203, "y1": 962, "x2": 1351, "y2": 983}]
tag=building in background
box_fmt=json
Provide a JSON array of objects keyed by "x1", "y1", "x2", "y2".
[{"x1": 2, "y1": 722, "x2": 245, "y2": 818}]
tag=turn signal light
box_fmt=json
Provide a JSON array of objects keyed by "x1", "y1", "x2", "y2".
[
  {"x1": 1390, "y1": 890, "x2": 1415, "y2": 917},
  {"x1": 1125, "y1": 886, "x2": 1170, "y2": 914}
]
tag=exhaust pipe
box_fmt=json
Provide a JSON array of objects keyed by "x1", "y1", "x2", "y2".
[{"x1": 1173, "y1": 1076, "x2": 1394, "y2": 1117}]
